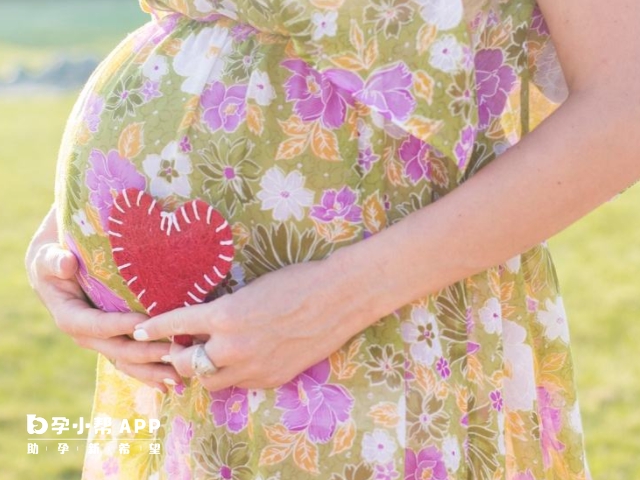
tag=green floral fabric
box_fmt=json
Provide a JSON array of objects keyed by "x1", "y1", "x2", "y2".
[{"x1": 53, "y1": 0, "x2": 592, "y2": 478}]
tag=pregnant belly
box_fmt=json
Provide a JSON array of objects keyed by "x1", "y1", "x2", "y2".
[{"x1": 54, "y1": 13, "x2": 364, "y2": 313}]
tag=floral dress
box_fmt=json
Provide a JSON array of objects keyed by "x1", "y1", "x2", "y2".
[{"x1": 54, "y1": 0, "x2": 593, "y2": 478}]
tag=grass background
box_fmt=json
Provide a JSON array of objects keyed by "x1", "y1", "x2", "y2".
[{"x1": 0, "y1": 1, "x2": 638, "y2": 478}]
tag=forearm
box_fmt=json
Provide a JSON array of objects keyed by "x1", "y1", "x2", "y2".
[{"x1": 328, "y1": 89, "x2": 640, "y2": 327}]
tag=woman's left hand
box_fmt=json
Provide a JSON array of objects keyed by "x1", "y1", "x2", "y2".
[{"x1": 130, "y1": 256, "x2": 377, "y2": 392}]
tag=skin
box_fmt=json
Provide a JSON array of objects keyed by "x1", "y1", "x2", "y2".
[{"x1": 27, "y1": 0, "x2": 640, "y2": 393}]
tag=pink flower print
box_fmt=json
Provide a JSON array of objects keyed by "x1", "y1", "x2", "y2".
[
  {"x1": 356, "y1": 62, "x2": 416, "y2": 123},
  {"x1": 405, "y1": 446, "x2": 448, "y2": 480},
  {"x1": 102, "y1": 457, "x2": 119, "y2": 476},
  {"x1": 209, "y1": 386, "x2": 249, "y2": 433},
  {"x1": 375, "y1": 460, "x2": 400, "y2": 480},
  {"x1": 281, "y1": 59, "x2": 355, "y2": 129},
  {"x1": 537, "y1": 386, "x2": 566, "y2": 468},
  {"x1": 310, "y1": 186, "x2": 362, "y2": 223},
  {"x1": 358, "y1": 146, "x2": 380, "y2": 173},
  {"x1": 475, "y1": 49, "x2": 516, "y2": 129},
  {"x1": 275, "y1": 358, "x2": 354, "y2": 443},
  {"x1": 141, "y1": 79, "x2": 162, "y2": 102},
  {"x1": 82, "y1": 93, "x2": 104, "y2": 133},
  {"x1": 164, "y1": 416, "x2": 194, "y2": 480},
  {"x1": 231, "y1": 23, "x2": 258, "y2": 42},
  {"x1": 490, "y1": 389, "x2": 503, "y2": 412},
  {"x1": 201, "y1": 81, "x2": 248, "y2": 133},
  {"x1": 179, "y1": 135, "x2": 192, "y2": 153},
  {"x1": 436, "y1": 357, "x2": 451, "y2": 379},
  {"x1": 85, "y1": 148, "x2": 146, "y2": 230},
  {"x1": 398, "y1": 135, "x2": 431, "y2": 184},
  {"x1": 531, "y1": 6, "x2": 550, "y2": 35},
  {"x1": 454, "y1": 125, "x2": 475, "y2": 170},
  {"x1": 65, "y1": 234, "x2": 130, "y2": 313},
  {"x1": 513, "y1": 471, "x2": 536, "y2": 480}
]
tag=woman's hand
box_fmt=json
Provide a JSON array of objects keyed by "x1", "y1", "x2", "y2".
[
  {"x1": 25, "y1": 205, "x2": 183, "y2": 393},
  {"x1": 130, "y1": 255, "x2": 378, "y2": 392}
]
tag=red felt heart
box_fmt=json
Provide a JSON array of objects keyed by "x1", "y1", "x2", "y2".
[{"x1": 107, "y1": 188, "x2": 234, "y2": 346}]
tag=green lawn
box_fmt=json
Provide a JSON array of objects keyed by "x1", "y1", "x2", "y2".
[{"x1": 0, "y1": 1, "x2": 639, "y2": 478}]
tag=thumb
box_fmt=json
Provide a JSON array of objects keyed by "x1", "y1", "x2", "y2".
[{"x1": 43, "y1": 244, "x2": 79, "y2": 280}]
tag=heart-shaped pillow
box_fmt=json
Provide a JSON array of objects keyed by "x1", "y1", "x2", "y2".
[{"x1": 107, "y1": 188, "x2": 234, "y2": 346}]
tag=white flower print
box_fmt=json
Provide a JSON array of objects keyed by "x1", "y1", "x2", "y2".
[
  {"x1": 247, "y1": 388, "x2": 266, "y2": 413},
  {"x1": 569, "y1": 400, "x2": 585, "y2": 434},
  {"x1": 415, "y1": 0, "x2": 463, "y2": 30},
  {"x1": 143, "y1": 141, "x2": 192, "y2": 198},
  {"x1": 536, "y1": 295, "x2": 570, "y2": 343},
  {"x1": 479, "y1": 296, "x2": 502, "y2": 334},
  {"x1": 173, "y1": 26, "x2": 232, "y2": 95},
  {"x1": 505, "y1": 254, "x2": 522, "y2": 273},
  {"x1": 442, "y1": 435, "x2": 461, "y2": 472},
  {"x1": 73, "y1": 209, "x2": 96, "y2": 236},
  {"x1": 361, "y1": 428, "x2": 397, "y2": 464},
  {"x1": 193, "y1": 0, "x2": 238, "y2": 19},
  {"x1": 503, "y1": 319, "x2": 536, "y2": 411},
  {"x1": 311, "y1": 11, "x2": 338, "y2": 40},
  {"x1": 396, "y1": 395, "x2": 406, "y2": 448},
  {"x1": 429, "y1": 34, "x2": 464, "y2": 73},
  {"x1": 256, "y1": 166, "x2": 314, "y2": 221},
  {"x1": 141, "y1": 53, "x2": 169, "y2": 82},
  {"x1": 248, "y1": 69, "x2": 276, "y2": 106},
  {"x1": 497, "y1": 410, "x2": 506, "y2": 455},
  {"x1": 401, "y1": 306, "x2": 443, "y2": 366}
]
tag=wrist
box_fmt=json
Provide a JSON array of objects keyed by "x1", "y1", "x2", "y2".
[{"x1": 324, "y1": 242, "x2": 399, "y2": 331}]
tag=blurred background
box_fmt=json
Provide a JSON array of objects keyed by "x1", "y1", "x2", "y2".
[{"x1": 0, "y1": 1, "x2": 638, "y2": 478}]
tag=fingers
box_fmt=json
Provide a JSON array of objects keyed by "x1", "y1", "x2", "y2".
[
  {"x1": 36, "y1": 243, "x2": 78, "y2": 280},
  {"x1": 115, "y1": 361, "x2": 183, "y2": 392},
  {"x1": 78, "y1": 335, "x2": 173, "y2": 365},
  {"x1": 168, "y1": 340, "x2": 244, "y2": 393},
  {"x1": 54, "y1": 297, "x2": 149, "y2": 339},
  {"x1": 132, "y1": 302, "x2": 217, "y2": 341}
]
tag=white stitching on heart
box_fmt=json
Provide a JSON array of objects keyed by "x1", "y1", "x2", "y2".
[
  {"x1": 147, "y1": 199, "x2": 156, "y2": 216},
  {"x1": 194, "y1": 282, "x2": 208, "y2": 295},
  {"x1": 136, "y1": 190, "x2": 144, "y2": 207},
  {"x1": 109, "y1": 230, "x2": 123, "y2": 238},
  {"x1": 123, "y1": 189, "x2": 132, "y2": 208},
  {"x1": 108, "y1": 216, "x2": 123, "y2": 225},
  {"x1": 117, "y1": 263, "x2": 131, "y2": 270},
  {"x1": 113, "y1": 198, "x2": 125, "y2": 214},
  {"x1": 137, "y1": 289, "x2": 146, "y2": 300},
  {"x1": 192, "y1": 201, "x2": 200, "y2": 221},
  {"x1": 213, "y1": 265, "x2": 225, "y2": 279},
  {"x1": 181, "y1": 207, "x2": 191, "y2": 224},
  {"x1": 187, "y1": 291, "x2": 203, "y2": 303},
  {"x1": 216, "y1": 220, "x2": 228, "y2": 232}
]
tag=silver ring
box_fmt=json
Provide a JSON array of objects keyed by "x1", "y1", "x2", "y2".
[{"x1": 191, "y1": 344, "x2": 219, "y2": 377}]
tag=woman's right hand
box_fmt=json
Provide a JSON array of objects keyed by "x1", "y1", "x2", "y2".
[{"x1": 25, "y1": 205, "x2": 183, "y2": 393}]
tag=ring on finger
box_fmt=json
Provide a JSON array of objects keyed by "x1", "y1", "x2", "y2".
[{"x1": 191, "y1": 344, "x2": 219, "y2": 377}]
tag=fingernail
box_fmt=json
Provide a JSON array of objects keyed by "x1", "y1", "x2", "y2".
[
  {"x1": 163, "y1": 378, "x2": 177, "y2": 386},
  {"x1": 133, "y1": 329, "x2": 149, "y2": 341},
  {"x1": 55, "y1": 256, "x2": 63, "y2": 275},
  {"x1": 155, "y1": 386, "x2": 166, "y2": 394},
  {"x1": 160, "y1": 354, "x2": 172, "y2": 363}
]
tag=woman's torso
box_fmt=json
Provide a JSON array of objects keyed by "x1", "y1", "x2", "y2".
[{"x1": 52, "y1": 1, "x2": 590, "y2": 479}]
